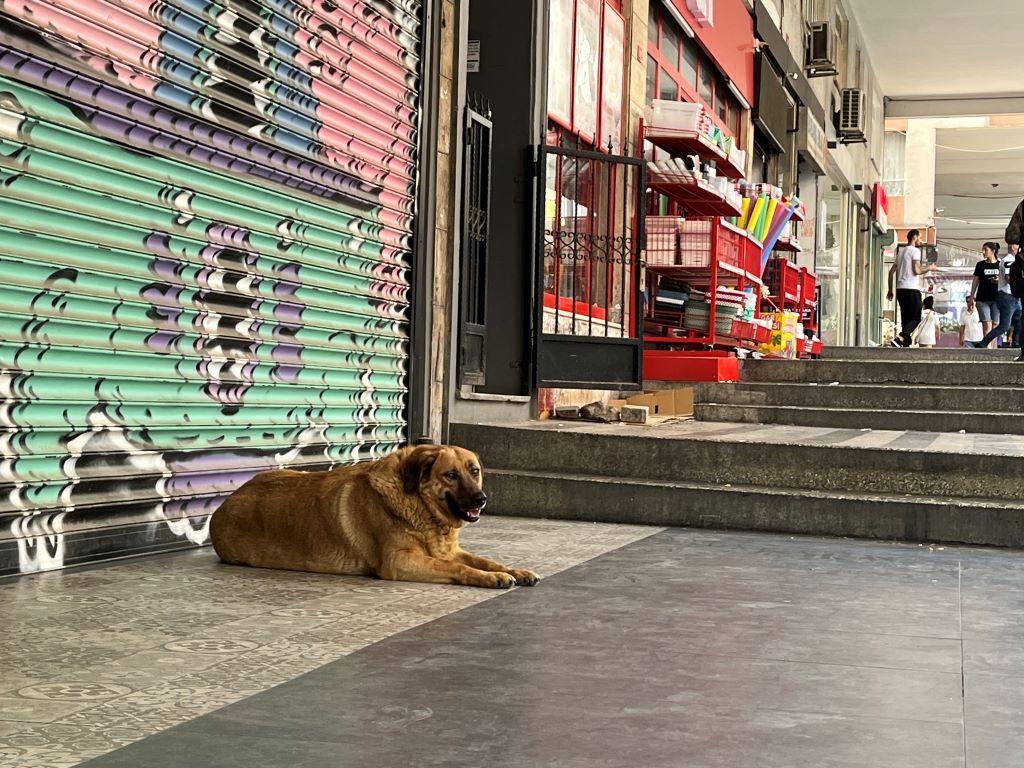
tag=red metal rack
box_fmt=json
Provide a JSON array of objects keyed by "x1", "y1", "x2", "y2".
[
  {"x1": 772, "y1": 234, "x2": 803, "y2": 254},
  {"x1": 643, "y1": 218, "x2": 765, "y2": 356},
  {"x1": 646, "y1": 176, "x2": 744, "y2": 219},
  {"x1": 763, "y1": 257, "x2": 821, "y2": 358},
  {"x1": 640, "y1": 117, "x2": 769, "y2": 379},
  {"x1": 765, "y1": 258, "x2": 801, "y2": 306},
  {"x1": 642, "y1": 126, "x2": 746, "y2": 180}
]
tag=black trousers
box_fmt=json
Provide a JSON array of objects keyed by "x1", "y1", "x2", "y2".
[{"x1": 896, "y1": 289, "x2": 922, "y2": 346}]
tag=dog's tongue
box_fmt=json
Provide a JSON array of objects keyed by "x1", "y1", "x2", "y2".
[{"x1": 465, "y1": 507, "x2": 482, "y2": 521}]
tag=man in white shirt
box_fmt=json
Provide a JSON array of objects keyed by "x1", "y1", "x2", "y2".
[
  {"x1": 959, "y1": 296, "x2": 984, "y2": 347},
  {"x1": 886, "y1": 230, "x2": 934, "y2": 347}
]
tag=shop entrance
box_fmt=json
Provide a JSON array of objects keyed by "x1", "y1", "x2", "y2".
[{"x1": 535, "y1": 144, "x2": 645, "y2": 389}]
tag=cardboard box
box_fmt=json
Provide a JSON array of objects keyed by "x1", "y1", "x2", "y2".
[
  {"x1": 625, "y1": 387, "x2": 694, "y2": 417},
  {"x1": 673, "y1": 387, "x2": 695, "y2": 416}
]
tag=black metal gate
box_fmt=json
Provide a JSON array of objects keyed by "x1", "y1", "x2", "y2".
[
  {"x1": 457, "y1": 101, "x2": 493, "y2": 387},
  {"x1": 534, "y1": 145, "x2": 645, "y2": 389}
]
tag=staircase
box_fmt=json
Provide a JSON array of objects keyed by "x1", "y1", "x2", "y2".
[
  {"x1": 451, "y1": 347, "x2": 1024, "y2": 547},
  {"x1": 694, "y1": 347, "x2": 1024, "y2": 434}
]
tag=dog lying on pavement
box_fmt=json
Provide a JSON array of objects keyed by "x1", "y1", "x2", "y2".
[{"x1": 210, "y1": 444, "x2": 539, "y2": 589}]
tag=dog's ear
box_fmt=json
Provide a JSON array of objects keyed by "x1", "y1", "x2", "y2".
[{"x1": 401, "y1": 445, "x2": 441, "y2": 495}]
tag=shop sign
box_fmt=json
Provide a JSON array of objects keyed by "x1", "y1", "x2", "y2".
[
  {"x1": 797, "y1": 106, "x2": 827, "y2": 175},
  {"x1": 872, "y1": 183, "x2": 890, "y2": 234},
  {"x1": 685, "y1": 0, "x2": 714, "y2": 26}
]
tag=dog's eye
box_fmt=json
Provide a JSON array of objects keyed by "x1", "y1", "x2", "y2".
[
  {"x1": 445, "y1": 471, "x2": 458, "y2": 481},
  {"x1": 470, "y1": 467, "x2": 480, "y2": 476}
]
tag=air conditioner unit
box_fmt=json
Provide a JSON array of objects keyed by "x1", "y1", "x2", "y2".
[
  {"x1": 839, "y1": 88, "x2": 867, "y2": 144},
  {"x1": 805, "y1": 22, "x2": 837, "y2": 77}
]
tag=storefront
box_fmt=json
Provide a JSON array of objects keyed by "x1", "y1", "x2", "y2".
[
  {"x1": 818, "y1": 180, "x2": 850, "y2": 346},
  {"x1": 0, "y1": 0, "x2": 429, "y2": 573},
  {"x1": 640, "y1": 0, "x2": 821, "y2": 373},
  {"x1": 537, "y1": 0, "x2": 644, "y2": 389}
]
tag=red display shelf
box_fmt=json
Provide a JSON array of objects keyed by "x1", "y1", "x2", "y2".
[
  {"x1": 644, "y1": 350, "x2": 740, "y2": 382},
  {"x1": 645, "y1": 128, "x2": 745, "y2": 179},
  {"x1": 648, "y1": 262, "x2": 763, "y2": 288},
  {"x1": 647, "y1": 178, "x2": 743, "y2": 218},
  {"x1": 765, "y1": 257, "x2": 802, "y2": 307},
  {"x1": 773, "y1": 235, "x2": 803, "y2": 253},
  {"x1": 644, "y1": 327, "x2": 760, "y2": 350},
  {"x1": 799, "y1": 267, "x2": 817, "y2": 305}
]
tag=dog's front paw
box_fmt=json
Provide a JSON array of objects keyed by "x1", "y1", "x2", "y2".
[
  {"x1": 480, "y1": 571, "x2": 517, "y2": 589},
  {"x1": 508, "y1": 568, "x2": 540, "y2": 586}
]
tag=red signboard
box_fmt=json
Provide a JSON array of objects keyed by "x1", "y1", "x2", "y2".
[{"x1": 670, "y1": 0, "x2": 754, "y2": 106}]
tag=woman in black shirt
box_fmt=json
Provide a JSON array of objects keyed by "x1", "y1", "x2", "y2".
[{"x1": 971, "y1": 243, "x2": 1002, "y2": 345}]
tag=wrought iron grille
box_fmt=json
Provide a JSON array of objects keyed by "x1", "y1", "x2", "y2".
[
  {"x1": 540, "y1": 147, "x2": 643, "y2": 338},
  {"x1": 535, "y1": 143, "x2": 645, "y2": 389}
]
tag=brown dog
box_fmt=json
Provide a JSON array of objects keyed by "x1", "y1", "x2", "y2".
[{"x1": 209, "y1": 444, "x2": 539, "y2": 589}]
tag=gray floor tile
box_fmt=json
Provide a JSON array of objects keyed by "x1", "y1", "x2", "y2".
[
  {"x1": 963, "y1": 639, "x2": 1024, "y2": 678},
  {"x1": 965, "y1": 723, "x2": 1024, "y2": 768},
  {"x1": 964, "y1": 672, "x2": 1024, "y2": 729},
  {"x1": 75, "y1": 709, "x2": 968, "y2": 768}
]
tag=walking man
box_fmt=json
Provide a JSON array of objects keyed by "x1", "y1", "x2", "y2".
[{"x1": 886, "y1": 230, "x2": 933, "y2": 347}]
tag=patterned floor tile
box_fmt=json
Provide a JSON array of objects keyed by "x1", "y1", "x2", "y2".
[
  {"x1": 0, "y1": 723, "x2": 25, "y2": 740},
  {"x1": 0, "y1": 697, "x2": 94, "y2": 724}
]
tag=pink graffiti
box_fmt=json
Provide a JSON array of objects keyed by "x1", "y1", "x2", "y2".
[{"x1": 6, "y1": 0, "x2": 162, "y2": 93}]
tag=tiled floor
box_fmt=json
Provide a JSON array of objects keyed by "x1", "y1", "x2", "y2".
[
  {"x1": 5, "y1": 520, "x2": 1024, "y2": 767},
  {"x1": 0, "y1": 518, "x2": 658, "y2": 768},
  {"x1": 70, "y1": 526, "x2": 1024, "y2": 768}
]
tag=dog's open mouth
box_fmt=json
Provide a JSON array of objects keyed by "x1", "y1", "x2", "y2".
[{"x1": 445, "y1": 493, "x2": 483, "y2": 523}]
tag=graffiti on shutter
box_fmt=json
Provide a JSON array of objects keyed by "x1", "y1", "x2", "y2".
[{"x1": 0, "y1": 0, "x2": 422, "y2": 574}]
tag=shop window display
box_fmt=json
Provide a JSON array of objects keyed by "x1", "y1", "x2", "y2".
[
  {"x1": 543, "y1": 0, "x2": 633, "y2": 335},
  {"x1": 546, "y1": 0, "x2": 626, "y2": 152}
]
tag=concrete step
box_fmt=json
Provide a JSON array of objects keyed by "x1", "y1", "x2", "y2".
[
  {"x1": 825, "y1": 346, "x2": 1020, "y2": 362},
  {"x1": 741, "y1": 359, "x2": 1024, "y2": 386},
  {"x1": 693, "y1": 402, "x2": 1024, "y2": 435},
  {"x1": 694, "y1": 381, "x2": 1024, "y2": 412},
  {"x1": 451, "y1": 422, "x2": 1023, "y2": 502},
  {"x1": 484, "y1": 469, "x2": 1024, "y2": 547}
]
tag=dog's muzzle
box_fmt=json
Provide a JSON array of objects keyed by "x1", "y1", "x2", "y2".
[{"x1": 446, "y1": 491, "x2": 487, "y2": 523}]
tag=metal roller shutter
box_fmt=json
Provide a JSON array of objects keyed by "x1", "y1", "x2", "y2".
[{"x1": 0, "y1": 0, "x2": 423, "y2": 575}]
